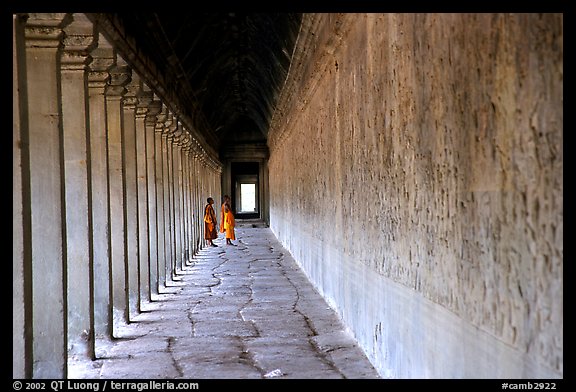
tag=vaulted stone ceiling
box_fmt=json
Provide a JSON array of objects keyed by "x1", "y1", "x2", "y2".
[{"x1": 105, "y1": 12, "x2": 302, "y2": 155}]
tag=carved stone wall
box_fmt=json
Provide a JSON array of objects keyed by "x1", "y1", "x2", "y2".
[{"x1": 268, "y1": 13, "x2": 563, "y2": 378}]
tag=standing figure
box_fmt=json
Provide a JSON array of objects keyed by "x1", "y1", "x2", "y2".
[
  {"x1": 203, "y1": 197, "x2": 218, "y2": 247},
  {"x1": 224, "y1": 202, "x2": 236, "y2": 246},
  {"x1": 220, "y1": 195, "x2": 231, "y2": 235}
]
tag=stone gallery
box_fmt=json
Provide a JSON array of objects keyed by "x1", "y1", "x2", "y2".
[{"x1": 13, "y1": 13, "x2": 562, "y2": 379}]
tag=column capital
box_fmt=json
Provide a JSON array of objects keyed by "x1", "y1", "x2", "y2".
[
  {"x1": 61, "y1": 13, "x2": 96, "y2": 71},
  {"x1": 135, "y1": 105, "x2": 148, "y2": 119},
  {"x1": 163, "y1": 113, "x2": 177, "y2": 139},
  {"x1": 123, "y1": 73, "x2": 140, "y2": 109},
  {"x1": 105, "y1": 56, "x2": 131, "y2": 97},
  {"x1": 155, "y1": 104, "x2": 168, "y2": 133},
  {"x1": 88, "y1": 34, "x2": 115, "y2": 89},
  {"x1": 145, "y1": 99, "x2": 162, "y2": 126},
  {"x1": 180, "y1": 130, "x2": 192, "y2": 151},
  {"x1": 172, "y1": 121, "x2": 185, "y2": 145},
  {"x1": 136, "y1": 84, "x2": 153, "y2": 118},
  {"x1": 24, "y1": 13, "x2": 72, "y2": 48},
  {"x1": 191, "y1": 139, "x2": 203, "y2": 158}
]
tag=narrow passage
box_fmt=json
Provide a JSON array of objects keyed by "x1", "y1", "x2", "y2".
[{"x1": 69, "y1": 225, "x2": 380, "y2": 379}]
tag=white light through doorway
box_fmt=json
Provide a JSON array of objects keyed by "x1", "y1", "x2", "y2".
[{"x1": 240, "y1": 183, "x2": 256, "y2": 212}]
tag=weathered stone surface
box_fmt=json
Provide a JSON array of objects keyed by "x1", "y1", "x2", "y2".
[
  {"x1": 267, "y1": 13, "x2": 562, "y2": 378},
  {"x1": 22, "y1": 12, "x2": 71, "y2": 378},
  {"x1": 68, "y1": 226, "x2": 379, "y2": 379}
]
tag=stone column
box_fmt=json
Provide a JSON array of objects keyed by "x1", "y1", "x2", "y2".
[
  {"x1": 195, "y1": 148, "x2": 203, "y2": 252},
  {"x1": 207, "y1": 160, "x2": 215, "y2": 209},
  {"x1": 200, "y1": 157, "x2": 207, "y2": 248},
  {"x1": 13, "y1": 13, "x2": 28, "y2": 379},
  {"x1": 122, "y1": 72, "x2": 140, "y2": 321},
  {"x1": 184, "y1": 141, "x2": 194, "y2": 258},
  {"x1": 145, "y1": 98, "x2": 162, "y2": 297},
  {"x1": 191, "y1": 146, "x2": 198, "y2": 254},
  {"x1": 192, "y1": 148, "x2": 199, "y2": 251},
  {"x1": 186, "y1": 140, "x2": 195, "y2": 259},
  {"x1": 188, "y1": 140, "x2": 199, "y2": 258},
  {"x1": 204, "y1": 158, "x2": 211, "y2": 244},
  {"x1": 154, "y1": 104, "x2": 167, "y2": 291},
  {"x1": 87, "y1": 33, "x2": 114, "y2": 348},
  {"x1": 172, "y1": 122, "x2": 184, "y2": 272},
  {"x1": 163, "y1": 114, "x2": 177, "y2": 281},
  {"x1": 135, "y1": 83, "x2": 152, "y2": 304},
  {"x1": 105, "y1": 55, "x2": 131, "y2": 333},
  {"x1": 23, "y1": 12, "x2": 72, "y2": 378},
  {"x1": 197, "y1": 153, "x2": 206, "y2": 250},
  {"x1": 60, "y1": 13, "x2": 96, "y2": 359},
  {"x1": 174, "y1": 122, "x2": 188, "y2": 270},
  {"x1": 188, "y1": 147, "x2": 196, "y2": 256},
  {"x1": 178, "y1": 128, "x2": 191, "y2": 267},
  {"x1": 192, "y1": 148, "x2": 202, "y2": 252}
]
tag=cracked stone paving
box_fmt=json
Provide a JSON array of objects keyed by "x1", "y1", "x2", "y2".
[{"x1": 68, "y1": 225, "x2": 380, "y2": 379}]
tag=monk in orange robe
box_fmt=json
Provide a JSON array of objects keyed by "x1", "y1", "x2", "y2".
[
  {"x1": 220, "y1": 195, "x2": 230, "y2": 234},
  {"x1": 203, "y1": 197, "x2": 218, "y2": 247},
  {"x1": 224, "y1": 202, "x2": 236, "y2": 246}
]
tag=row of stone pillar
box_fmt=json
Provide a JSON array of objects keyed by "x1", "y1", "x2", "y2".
[{"x1": 13, "y1": 13, "x2": 222, "y2": 379}]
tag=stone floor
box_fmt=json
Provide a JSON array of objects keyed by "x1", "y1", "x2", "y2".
[{"x1": 68, "y1": 224, "x2": 380, "y2": 379}]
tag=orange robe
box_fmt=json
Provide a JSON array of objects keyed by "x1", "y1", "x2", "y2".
[
  {"x1": 203, "y1": 203, "x2": 218, "y2": 240},
  {"x1": 220, "y1": 203, "x2": 226, "y2": 233},
  {"x1": 224, "y1": 210, "x2": 236, "y2": 240}
]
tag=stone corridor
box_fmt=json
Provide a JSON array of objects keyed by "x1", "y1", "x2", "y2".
[
  {"x1": 68, "y1": 224, "x2": 380, "y2": 379},
  {"x1": 14, "y1": 13, "x2": 562, "y2": 379}
]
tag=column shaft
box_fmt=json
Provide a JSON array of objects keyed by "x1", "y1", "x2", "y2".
[
  {"x1": 173, "y1": 145, "x2": 183, "y2": 270},
  {"x1": 13, "y1": 13, "x2": 29, "y2": 379},
  {"x1": 162, "y1": 133, "x2": 174, "y2": 281},
  {"x1": 154, "y1": 126, "x2": 166, "y2": 290},
  {"x1": 24, "y1": 13, "x2": 70, "y2": 378},
  {"x1": 145, "y1": 109, "x2": 160, "y2": 296},
  {"x1": 182, "y1": 147, "x2": 192, "y2": 263},
  {"x1": 171, "y1": 141, "x2": 179, "y2": 275},
  {"x1": 173, "y1": 144, "x2": 185, "y2": 270},
  {"x1": 122, "y1": 75, "x2": 140, "y2": 321},
  {"x1": 193, "y1": 156, "x2": 201, "y2": 252},
  {"x1": 135, "y1": 100, "x2": 150, "y2": 304},
  {"x1": 87, "y1": 38, "x2": 114, "y2": 346},
  {"x1": 105, "y1": 62, "x2": 131, "y2": 332},
  {"x1": 60, "y1": 14, "x2": 95, "y2": 359}
]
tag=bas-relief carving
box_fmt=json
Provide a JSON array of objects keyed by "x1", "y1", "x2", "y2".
[{"x1": 267, "y1": 13, "x2": 562, "y2": 376}]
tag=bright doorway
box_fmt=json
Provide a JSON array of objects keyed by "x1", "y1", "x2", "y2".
[{"x1": 239, "y1": 183, "x2": 257, "y2": 213}]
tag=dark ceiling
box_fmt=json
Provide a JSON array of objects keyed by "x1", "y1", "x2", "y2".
[{"x1": 113, "y1": 12, "x2": 302, "y2": 153}]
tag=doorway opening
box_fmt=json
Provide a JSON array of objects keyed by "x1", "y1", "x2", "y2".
[
  {"x1": 231, "y1": 162, "x2": 260, "y2": 220},
  {"x1": 239, "y1": 183, "x2": 257, "y2": 213}
]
